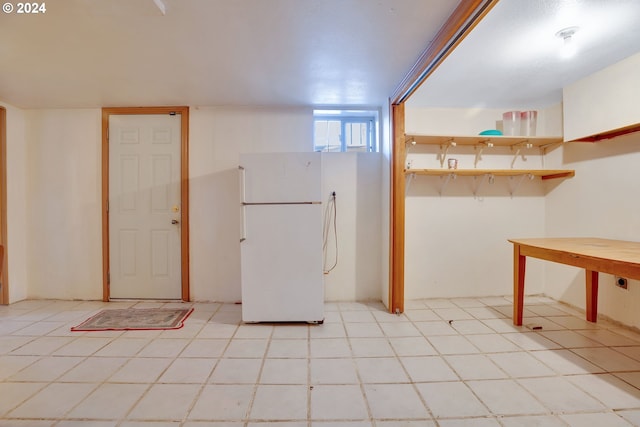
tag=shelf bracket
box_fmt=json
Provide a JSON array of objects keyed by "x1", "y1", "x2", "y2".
[
  {"x1": 439, "y1": 139, "x2": 456, "y2": 168},
  {"x1": 473, "y1": 173, "x2": 494, "y2": 198},
  {"x1": 406, "y1": 172, "x2": 416, "y2": 193},
  {"x1": 405, "y1": 138, "x2": 416, "y2": 169},
  {"x1": 511, "y1": 140, "x2": 532, "y2": 168},
  {"x1": 439, "y1": 172, "x2": 456, "y2": 196},
  {"x1": 509, "y1": 173, "x2": 534, "y2": 197},
  {"x1": 474, "y1": 140, "x2": 494, "y2": 168}
]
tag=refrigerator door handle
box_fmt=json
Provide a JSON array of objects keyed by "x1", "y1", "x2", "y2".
[
  {"x1": 239, "y1": 166, "x2": 246, "y2": 203},
  {"x1": 239, "y1": 166, "x2": 247, "y2": 242},
  {"x1": 240, "y1": 204, "x2": 247, "y2": 242}
]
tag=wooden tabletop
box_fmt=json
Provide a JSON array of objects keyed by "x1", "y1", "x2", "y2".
[
  {"x1": 508, "y1": 238, "x2": 640, "y2": 279},
  {"x1": 509, "y1": 238, "x2": 640, "y2": 263}
]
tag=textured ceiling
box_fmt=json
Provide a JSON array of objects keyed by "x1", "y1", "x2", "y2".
[
  {"x1": 0, "y1": 0, "x2": 459, "y2": 109},
  {"x1": 408, "y1": 0, "x2": 640, "y2": 109}
]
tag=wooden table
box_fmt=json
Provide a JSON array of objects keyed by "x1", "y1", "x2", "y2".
[{"x1": 508, "y1": 238, "x2": 640, "y2": 326}]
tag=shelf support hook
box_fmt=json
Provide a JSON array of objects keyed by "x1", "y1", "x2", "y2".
[
  {"x1": 439, "y1": 139, "x2": 456, "y2": 168},
  {"x1": 473, "y1": 173, "x2": 494, "y2": 198},
  {"x1": 511, "y1": 140, "x2": 532, "y2": 168},
  {"x1": 474, "y1": 140, "x2": 494, "y2": 168},
  {"x1": 439, "y1": 172, "x2": 456, "y2": 196},
  {"x1": 509, "y1": 173, "x2": 535, "y2": 197},
  {"x1": 405, "y1": 138, "x2": 416, "y2": 169},
  {"x1": 406, "y1": 172, "x2": 416, "y2": 193}
]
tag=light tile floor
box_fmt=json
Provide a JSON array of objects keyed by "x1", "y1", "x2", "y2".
[{"x1": 2, "y1": 296, "x2": 640, "y2": 426}]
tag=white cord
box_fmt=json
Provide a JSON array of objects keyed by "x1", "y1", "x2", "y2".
[{"x1": 323, "y1": 192, "x2": 338, "y2": 274}]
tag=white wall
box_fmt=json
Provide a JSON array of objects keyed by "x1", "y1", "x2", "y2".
[
  {"x1": 544, "y1": 132, "x2": 640, "y2": 327},
  {"x1": 405, "y1": 105, "x2": 563, "y2": 137},
  {"x1": 25, "y1": 109, "x2": 103, "y2": 300},
  {"x1": 1, "y1": 101, "x2": 29, "y2": 303},
  {"x1": 380, "y1": 102, "x2": 391, "y2": 308},
  {"x1": 4, "y1": 105, "x2": 383, "y2": 304},
  {"x1": 321, "y1": 152, "x2": 381, "y2": 301},
  {"x1": 563, "y1": 52, "x2": 640, "y2": 141},
  {"x1": 402, "y1": 106, "x2": 562, "y2": 299},
  {"x1": 189, "y1": 106, "x2": 382, "y2": 302},
  {"x1": 188, "y1": 106, "x2": 313, "y2": 302}
]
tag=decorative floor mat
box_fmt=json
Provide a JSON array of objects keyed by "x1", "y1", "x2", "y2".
[{"x1": 71, "y1": 307, "x2": 193, "y2": 331}]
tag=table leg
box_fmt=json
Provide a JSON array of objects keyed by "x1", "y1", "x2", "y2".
[
  {"x1": 585, "y1": 270, "x2": 599, "y2": 322},
  {"x1": 513, "y1": 244, "x2": 526, "y2": 326}
]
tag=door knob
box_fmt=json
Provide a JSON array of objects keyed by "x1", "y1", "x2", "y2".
[{"x1": 171, "y1": 219, "x2": 179, "y2": 225}]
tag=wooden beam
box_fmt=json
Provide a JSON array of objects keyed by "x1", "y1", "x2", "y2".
[
  {"x1": 179, "y1": 109, "x2": 190, "y2": 302},
  {"x1": 0, "y1": 107, "x2": 7, "y2": 305},
  {"x1": 391, "y1": 0, "x2": 499, "y2": 104},
  {"x1": 101, "y1": 110, "x2": 110, "y2": 302},
  {"x1": 389, "y1": 103, "x2": 406, "y2": 314},
  {"x1": 569, "y1": 122, "x2": 640, "y2": 143}
]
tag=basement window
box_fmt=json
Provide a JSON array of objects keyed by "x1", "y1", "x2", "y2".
[{"x1": 313, "y1": 109, "x2": 378, "y2": 152}]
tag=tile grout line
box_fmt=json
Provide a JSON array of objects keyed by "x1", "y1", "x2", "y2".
[
  {"x1": 176, "y1": 303, "x2": 228, "y2": 426},
  {"x1": 374, "y1": 303, "x2": 436, "y2": 424},
  {"x1": 341, "y1": 304, "x2": 377, "y2": 426}
]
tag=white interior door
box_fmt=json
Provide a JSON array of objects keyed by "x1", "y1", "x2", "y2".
[{"x1": 109, "y1": 114, "x2": 182, "y2": 299}]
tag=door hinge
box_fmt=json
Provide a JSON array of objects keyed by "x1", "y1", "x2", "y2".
[
  {"x1": 107, "y1": 271, "x2": 110, "y2": 284},
  {"x1": 106, "y1": 200, "x2": 109, "y2": 213}
]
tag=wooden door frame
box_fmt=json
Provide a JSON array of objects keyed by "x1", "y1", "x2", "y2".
[
  {"x1": 102, "y1": 106, "x2": 190, "y2": 302},
  {"x1": 0, "y1": 107, "x2": 7, "y2": 305},
  {"x1": 387, "y1": 0, "x2": 498, "y2": 313}
]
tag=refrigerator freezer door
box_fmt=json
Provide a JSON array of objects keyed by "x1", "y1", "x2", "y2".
[
  {"x1": 240, "y1": 152, "x2": 321, "y2": 203},
  {"x1": 241, "y1": 204, "x2": 324, "y2": 322}
]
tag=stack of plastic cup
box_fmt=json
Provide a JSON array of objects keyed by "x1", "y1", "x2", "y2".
[
  {"x1": 520, "y1": 111, "x2": 537, "y2": 136},
  {"x1": 502, "y1": 111, "x2": 521, "y2": 136}
]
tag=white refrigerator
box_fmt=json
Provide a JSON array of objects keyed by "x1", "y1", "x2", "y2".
[{"x1": 239, "y1": 152, "x2": 324, "y2": 323}]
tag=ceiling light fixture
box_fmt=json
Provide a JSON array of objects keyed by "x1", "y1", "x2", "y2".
[{"x1": 555, "y1": 26, "x2": 580, "y2": 59}]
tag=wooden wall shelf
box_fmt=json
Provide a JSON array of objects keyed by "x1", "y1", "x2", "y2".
[
  {"x1": 406, "y1": 134, "x2": 563, "y2": 149},
  {"x1": 569, "y1": 123, "x2": 640, "y2": 143},
  {"x1": 405, "y1": 168, "x2": 575, "y2": 196},
  {"x1": 406, "y1": 168, "x2": 575, "y2": 180}
]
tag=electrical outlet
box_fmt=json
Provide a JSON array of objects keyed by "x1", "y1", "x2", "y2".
[{"x1": 615, "y1": 277, "x2": 628, "y2": 289}]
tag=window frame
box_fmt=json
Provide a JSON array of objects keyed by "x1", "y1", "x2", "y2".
[{"x1": 313, "y1": 109, "x2": 379, "y2": 153}]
